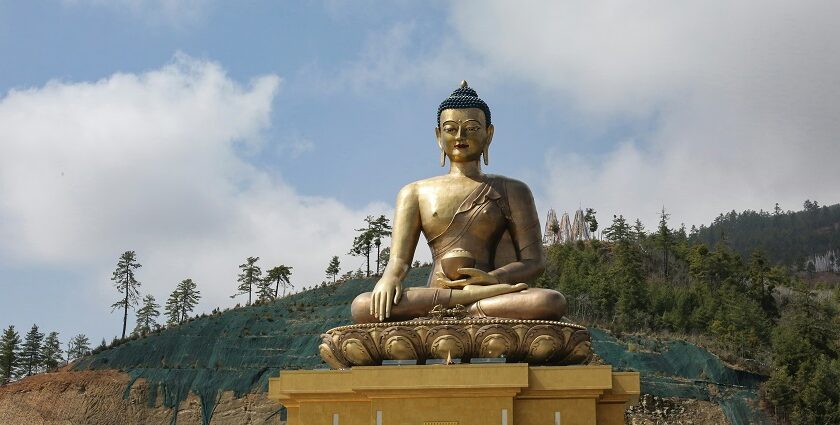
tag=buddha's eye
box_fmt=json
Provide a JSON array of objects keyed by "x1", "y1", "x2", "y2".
[
  {"x1": 444, "y1": 127, "x2": 457, "y2": 134},
  {"x1": 467, "y1": 127, "x2": 479, "y2": 132}
]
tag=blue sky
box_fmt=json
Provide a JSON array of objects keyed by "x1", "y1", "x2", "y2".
[{"x1": 2, "y1": 0, "x2": 839, "y2": 347}]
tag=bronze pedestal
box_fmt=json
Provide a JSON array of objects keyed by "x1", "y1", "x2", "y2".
[{"x1": 319, "y1": 318, "x2": 593, "y2": 369}]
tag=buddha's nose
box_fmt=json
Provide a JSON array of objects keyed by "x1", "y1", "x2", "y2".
[{"x1": 456, "y1": 126, "x2": 464, "y2": 140}]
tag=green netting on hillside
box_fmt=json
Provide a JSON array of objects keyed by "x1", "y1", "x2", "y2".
[
  {"x1": 75, "y1": 268, "x2": 431, "y2": 425},
  {"x1": 590, "y1": 329, "x2": 772, "y2": 425},
  {"x1": 76, "y1": 269, "x2": 772, "y2": 425}
]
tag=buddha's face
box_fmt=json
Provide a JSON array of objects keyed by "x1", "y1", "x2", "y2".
[{"x1": 436, "y1": 108, "x2": 494, "y2": 163}]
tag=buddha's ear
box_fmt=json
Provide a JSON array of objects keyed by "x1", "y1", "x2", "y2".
[
  {"x1": 435, "y1": 127, "x2": 445, "y2": 166},
  {"x1": 483, "y1": 125, "x2": 494, "y2": 166}
]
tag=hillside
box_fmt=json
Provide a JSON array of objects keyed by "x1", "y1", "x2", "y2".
[
  {"x1": 0, "y1": 267, "x2": 771, "y2": 425},
  {"x1": 691, "y1": 202, "x2": 840, "y2": 268}
]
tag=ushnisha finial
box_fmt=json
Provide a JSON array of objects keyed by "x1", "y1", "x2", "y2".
[{"x1": 437, "y1": 81, "x2": 491, "y2": 126}]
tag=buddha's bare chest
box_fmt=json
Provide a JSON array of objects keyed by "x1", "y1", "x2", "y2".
[{"x1": 416, "y1": 179, "x2": 489, "y2": 236}]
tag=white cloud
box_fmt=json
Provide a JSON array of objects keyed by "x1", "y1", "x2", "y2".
[
  {"x1": 0, "y1": 54, "x2": 389, "y2": 316},
  {"x1": 319, "y1": 22, "x2": 495, "y2": 94},
  {"x1": 450, "y1": 0, "x2": 840, "y2": 227}
]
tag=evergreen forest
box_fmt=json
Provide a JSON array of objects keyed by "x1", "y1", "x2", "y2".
[
  {"x1": 691, "y1": 201, "x2": 840, "y2": 270},
  {"x1": 537, "y1": 203, "x2": 840, "y2": 424}
]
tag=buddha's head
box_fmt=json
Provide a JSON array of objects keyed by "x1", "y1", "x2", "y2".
[{"x1": 435, "y1": 81, "x2": 495, "y2": 166}]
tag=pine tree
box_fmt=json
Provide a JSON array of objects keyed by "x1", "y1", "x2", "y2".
[
  {"x1": 111, "y1": 251, "x2": 142, "y2": 339},
  {"x1": 233, "y1": 257, "x2": 261, "y2": 305},
  {"x1": 747, "y1": 250, "x2": 780, "y2": 319},
  {"x1": 370, "y1": 215, "x2": 393, "y2": 276},
  {"x1": 632, "y1": 219, "x2": 646, "y2": 243},
  {"x1": 603, "y1": 215, "x2": 631, "y2": 242},
  {"x1": 349, "y1": 218, "x2": 375, "y2": 277},
  {"x1": 610, "y1": 233, "x2": 647, "y2": 330},
  {"x1": 655, "y1": 207, "x2": 673, "y2": 279},
  {"x1": 133, "y1": 295, "x2": 160, "y2": 336},
  {"x1": 584, "y1": 208, "x2": 599, "y2": 234},
  {"x1": 0, "y1": 325, "x2": 22, "y2": 384},
  {"x1": 255, "y1": 275, "x2": 272, "y2": 303},
  {"x1": 548, "y1": 220, "x2": 561, "y2": 244},
  {"x1": 325, "y1": 256, "x2": 341, "y2": 283},
  {"x1": 40, "y1": 332, "x2": 63, "y2": 371},
  {"x1": 264, "y1": 265, "x2": 293, "y2": 300},
  {"x1": 165, "y1": 288, "x2": 181, "y2": 325},
  {"x1": 166, "y1": 279, "x2": 201, "y2": 324},
  {"x1": 177, "y1": 279, "x2": 200, "y2": 321},
  {"x1": 20, "y1": 324, "x2": 44, "y2": 376},
  {"x1": 66, "y1": 334, "x2": 91, "y2": 362},
  {"x1": 378, "y1": 247, "x2": 391, "y2": 273}
]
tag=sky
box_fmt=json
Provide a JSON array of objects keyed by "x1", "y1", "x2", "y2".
[{"x1": 1, "y1": 0, "x2": 839, "y2": 346}]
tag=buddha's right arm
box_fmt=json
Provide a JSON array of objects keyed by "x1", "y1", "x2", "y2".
[{"x1": 371, "y1": 183, "x2": 422, "y2": 320}]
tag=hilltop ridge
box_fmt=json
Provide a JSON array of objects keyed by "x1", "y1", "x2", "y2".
[{"x1": 692, "y1": 202, "x2": 840, "y2": 269}]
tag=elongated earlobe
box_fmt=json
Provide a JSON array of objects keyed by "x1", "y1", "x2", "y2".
[
  {"x1": 483, "y1": 146, "x2": 489, "y2": 165},
  {"x1": 440, "y1": 149, "x2": 446, "y2": 167}
]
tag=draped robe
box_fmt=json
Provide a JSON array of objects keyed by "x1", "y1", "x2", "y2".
[{"x1": 351, "y1": 176, "x2": 565, "y2": 323}]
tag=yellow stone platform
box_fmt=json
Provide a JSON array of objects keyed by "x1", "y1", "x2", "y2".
[{"x1": 268, "y1": 364, "x2": 639, "y2": 425}]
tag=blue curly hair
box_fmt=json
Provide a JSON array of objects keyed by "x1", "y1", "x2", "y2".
[{"x1": 437, "y1": 81, "x2": 491, "y2": 127}]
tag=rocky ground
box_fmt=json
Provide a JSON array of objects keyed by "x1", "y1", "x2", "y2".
[
  {"x1": 0, "y1": 368, "x2": 278, "y2": 425},
  {"x1": 626, "y1": 393, "x2": 729, "y2": 425}
]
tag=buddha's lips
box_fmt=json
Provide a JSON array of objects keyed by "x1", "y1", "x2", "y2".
[{"x1": 455, "y1": 143, "x2": 469, "y2": 149}]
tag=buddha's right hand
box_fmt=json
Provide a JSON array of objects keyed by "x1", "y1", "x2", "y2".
[{"x1": 370, "y1": 276, "x2": 403, "y2": 321}]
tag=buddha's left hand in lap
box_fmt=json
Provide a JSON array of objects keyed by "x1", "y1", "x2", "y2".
[{"x1": 435, "y1": 267, "x2": 506, "y2": 288}]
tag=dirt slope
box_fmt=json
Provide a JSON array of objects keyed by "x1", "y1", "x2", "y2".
[{"x1": 0, "y1": 368, "x2": 277, "y2": 425}]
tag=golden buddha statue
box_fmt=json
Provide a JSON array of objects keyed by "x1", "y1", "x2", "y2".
[{"x1": 351, "y1": 81, "x2": 567, "y2": 323}]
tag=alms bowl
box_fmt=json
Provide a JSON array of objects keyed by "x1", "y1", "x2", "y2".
[{"x1": 440, "y1": 248, "x2": 476, "y2": 280}]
